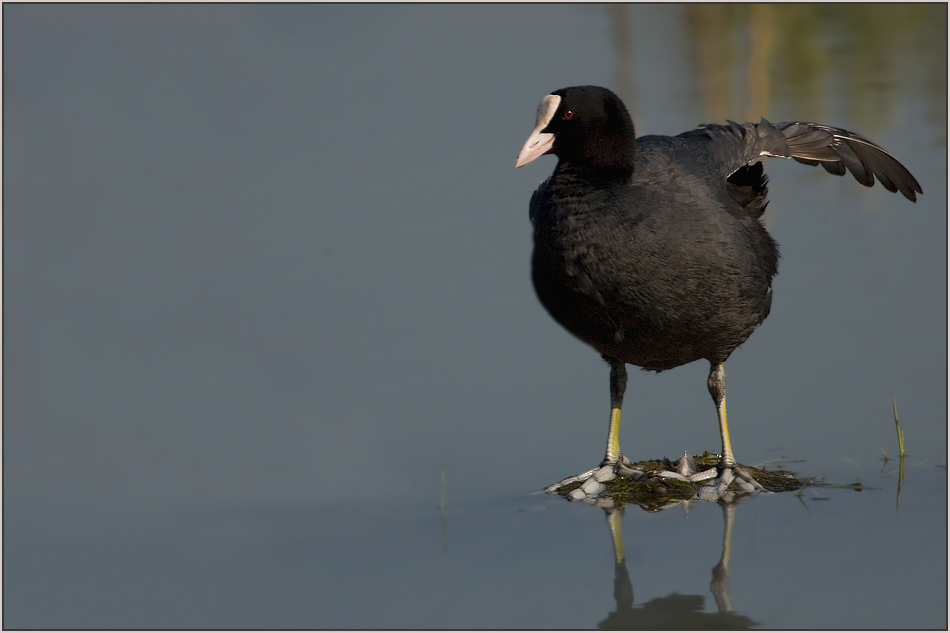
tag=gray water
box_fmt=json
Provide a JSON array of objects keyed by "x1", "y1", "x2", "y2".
[{"x1": 4, "y1": 4, "x2": 946, "y2": 629}]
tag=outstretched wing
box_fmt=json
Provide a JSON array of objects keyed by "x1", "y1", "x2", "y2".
[{"x1": 683, "y1": 120, "x2": 922, "y2": 202}]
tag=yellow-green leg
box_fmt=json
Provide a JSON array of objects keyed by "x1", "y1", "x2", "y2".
[
  {"x1": 699, "y1": 362, "x2": 765, "y2": 494},
  {"x1": 604, "y1": 361, "x2": 627, "y2": 464},
  {"x1": 544, "y1": 360, "x2": 639, "y2": 497},
  {"x1": 707, "y1": 363, "x2": 735, "y2": 467}
]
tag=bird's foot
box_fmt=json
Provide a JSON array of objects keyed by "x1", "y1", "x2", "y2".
[
  {"x1": 547, "y1": 452, "x2": 776, "y2": 504},
  {"x1": 655, "y1": 453, "x2": 767, "y2": 501},
  {"x1": 543, "y1": 454, "x2": 648, "y2": 501}
]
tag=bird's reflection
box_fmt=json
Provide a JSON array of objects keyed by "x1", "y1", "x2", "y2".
[{"x1": 595, "y1": 499, "x2": 756, "y2": 630}]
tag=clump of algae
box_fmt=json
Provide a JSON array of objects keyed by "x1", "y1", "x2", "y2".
[{"x1": 553, "y1": 451, "x2": 803, "y2": 510}]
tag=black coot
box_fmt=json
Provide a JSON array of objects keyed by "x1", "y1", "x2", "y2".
[{"x1": 516, "y1": 85, "x2": 921, "y2": 499}]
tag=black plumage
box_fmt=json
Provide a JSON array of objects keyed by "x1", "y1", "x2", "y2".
[{"x1": 516, "y1": 85, "x2": 922, "y2": 498}]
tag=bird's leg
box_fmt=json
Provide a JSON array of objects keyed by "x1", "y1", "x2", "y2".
[
  {"x1": 679, "y1": 363, "x2": 765, "y2": 495},
  {"x1": 603, "y1": 360, "x2": 627, "y2": 465},
  {"x1": 708, "y1": 362, "x2": 735, "y2": 468},
  {"x1": 544, "y1": 360, "x2": 645, "y2": 498}
]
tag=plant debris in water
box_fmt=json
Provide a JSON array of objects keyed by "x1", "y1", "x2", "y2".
[{"x1": 552, "y1": 451, "x2": 804, "y2": 510}]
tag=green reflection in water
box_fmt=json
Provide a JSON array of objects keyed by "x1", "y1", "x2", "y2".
[{"x1": 610, "y1": 4, "x2": 946, "y2": 134}]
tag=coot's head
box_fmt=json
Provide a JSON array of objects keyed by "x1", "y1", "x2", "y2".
[{"x1": 516, "y1": 85, "x2": 636, "y2": 178}]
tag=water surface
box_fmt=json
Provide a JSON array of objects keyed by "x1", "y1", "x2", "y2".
[{"x1": 4, "y1": 4, "x2": 946, "y2": 629}]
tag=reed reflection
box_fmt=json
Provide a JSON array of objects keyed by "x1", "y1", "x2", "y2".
[{"x1": 610, "y1": 4, "x2": 945, "y2": 132}]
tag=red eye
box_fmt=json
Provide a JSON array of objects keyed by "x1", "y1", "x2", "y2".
[{"x1": 562, "y1": 110, "x2": 575, "y2": 121}]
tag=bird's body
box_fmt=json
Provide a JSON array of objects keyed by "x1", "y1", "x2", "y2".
[
  {"x1": 530, "y1": 134, "x2": 776, "y2": 371},
  {"x1": 516, "y1": 86, "x2": 921, "y2": 500}
]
